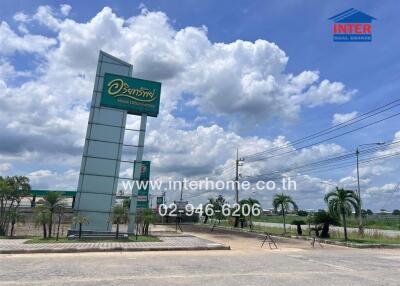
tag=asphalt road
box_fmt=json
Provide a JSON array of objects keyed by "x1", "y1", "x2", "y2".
[{"x1": 1, "y1": 226, "x2": 399, "y2": 286}]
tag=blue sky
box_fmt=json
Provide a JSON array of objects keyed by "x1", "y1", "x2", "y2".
[{"x1": 0, "y1": 1, "x2": 399, "y2": 210}]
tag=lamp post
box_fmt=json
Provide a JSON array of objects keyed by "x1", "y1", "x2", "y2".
[{"x1": 356, "y1": 142, "x2": 385, "y2": 234}]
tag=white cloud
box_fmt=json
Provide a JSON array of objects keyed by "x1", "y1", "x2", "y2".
[
  {"x1": 17, "y1": 23, "x2": 29, "y2": 34},
  {"x1": 366, "y1": 183, "x2": 397, "y2": 194},
  {"x1": 339, "y1": 176, "x2": 370, "y2": 189},
  {"x1": 0, "y1": 163, "x2": 11, "y2": 172},
  {"x1": 332, "y1": 111, "x2": 358, "y2": 125},
  {"x1": 33, "y1": 6, "x2": 62, "y2": 31},
  {"x1": 300, "y1": 80, "x2": 357, "y2": 107},
  {"x1": 356, "y1": 165, "x2": 392, "y2": 177},
  {"x1": 13, "y1": 12, "x2": 29, "y2": 22},
  {"x1": 0, "y1": 21, "x2": 56, "y2": 55},
  {"x1": 0, "y1": 60, "x2": 30, "y2": 79},
  {"x1": 28, "y1": 169, "x2": 78, "y2": 189}
]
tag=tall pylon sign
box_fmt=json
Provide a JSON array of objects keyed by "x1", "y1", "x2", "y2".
[{"x1": 73, "y1": 51, "x2": 161, "y2": 232}]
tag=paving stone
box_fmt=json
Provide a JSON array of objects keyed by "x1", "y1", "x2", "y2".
[{"x1": 0, "y1": 235, "x2": 230, "y2": 254}]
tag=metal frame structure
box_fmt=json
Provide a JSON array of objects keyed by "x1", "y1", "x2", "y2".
[{"x1": 73, "y1": 51, "x2": 133, "y2": 231}]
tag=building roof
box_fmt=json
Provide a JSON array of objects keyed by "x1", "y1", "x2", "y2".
[
  {"x1": 31, "y1": 189, "x2": 76, "y2": 197},
  {"x1": 329, "y1": 8, "x2": 376, "y2": 23}
]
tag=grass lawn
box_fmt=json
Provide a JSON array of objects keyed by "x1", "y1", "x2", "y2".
[
  {"x1": 1, "y1": 235, "x2": 32, "y2": 239},
  {"x1": 330, "y1": 238, "x2": 400, "y2": 245},
  {"x1": 24, "y1": 235, "x2": 160, "y2": 244},
  {"x1": 206, "y1": 220, "x2": 289, "y2": 236},
  {"x1": 254, "y1": 214, "x2": 400, "y2": 231},
  {"x1": 204, "y1": 220, "x2": 400, "y2": 245}
]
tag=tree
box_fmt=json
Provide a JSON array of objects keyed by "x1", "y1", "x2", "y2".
[
  {"x1": 137, "y1": 208, "x2": 156, "y2": 236},
  {"x1": 214, "y1": 195, "x2": 226, "y2": 224},
  {"x1": 272, "y1": 193, "x2": 298, "y2": 234},
  {"x1": 8, "y1": 209, "x2": 24, "y2": 237},
  {"x1": 72, "y1": 215, "x2": 90, "y2": 239},
  {"x1": 311, "y1": 210, "x2": 340, "y2": 238},
  {"x1": 324, "y1": 188, "x2": 359, "y2": 241},
  {"x1": 34, "y1": 205, "x2": 51, "y2": 239},
  {"x1": 123, "y1": 198, "x2": 131, "y2": 209},
  {"x1": 203, "y1": 198, "x2": 215, "y2": 224},
  {"x1": 239, "y1": 198, "x2": 261, "y2": 229},
  {"x1": 297, "y1": 210, "x2": 308, "y2": 217},
  {"x1": 291, "y1": 220, "x2": 306, "y2": 236},
  {"x1": 393, "y1": 209, "x2": 400, "y2": 215},
  {"x1": 55, "y1": 203, "x2": 67, "y2": 241},
  {"x1": 0, "y1": 176, "x2": 30, "y2": 236},
  {"x1": 40, "y1": 192, "x2": 64, "y2": 238},
  {"x1": 109, "y1": 205, "x2": 129, "y2": 239}
]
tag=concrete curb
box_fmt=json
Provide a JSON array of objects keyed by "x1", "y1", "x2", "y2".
[
  {"x1": 294, "y1": 236, "x2": 400, "y2": 249},
  {"x1": 0, "y1": 244, "x2": 230, "y2": 255},
  {"x1": 192, "y1": 224, "x2": 400, "y2": 249},
  {"x1": 0, "y1": 233, "x2": 231, "y2": 254}
]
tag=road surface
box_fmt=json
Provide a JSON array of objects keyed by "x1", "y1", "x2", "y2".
[{"x1": 1, "y1": 226, "x2": 399, "y2": 286}]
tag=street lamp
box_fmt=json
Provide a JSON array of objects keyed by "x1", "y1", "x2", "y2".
[{"x1": 356, "y1": 142, "x2": 385, "y2": 234}]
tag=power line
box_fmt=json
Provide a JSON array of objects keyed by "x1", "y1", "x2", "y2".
[
  {"x1": 248, "y1": 150, "x2": 400, "y2": 183},
  {"x1": 245, "y1": 110, "x2": 400, "y2": 163},
  {"x1": 184, "y1": 151, "x2": 400, "y2": 200},
  {"x1": 243, "y1": 140, "x2": 400, "y2": 180},
  {"x1": 244, "y1": 98, "x2": 400, "y2": 161}
]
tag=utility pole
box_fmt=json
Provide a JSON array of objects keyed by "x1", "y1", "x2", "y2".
[
  {"x1": 234, "y1": 148, "x2": 244, "y2": 227},
  {"x1": 180, "y1": 178, "x2": 184, "y2": 201}
]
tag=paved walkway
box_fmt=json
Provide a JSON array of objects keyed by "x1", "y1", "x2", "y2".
[{"x1": 0, "y1": 234, "x2": 229, "y2": 254}]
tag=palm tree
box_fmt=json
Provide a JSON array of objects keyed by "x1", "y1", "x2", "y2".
[
  {"x1": 41, "y1": 192, "x2": 64, "y2": 238},
  {"x1": 247, "y1": 197, "x2": 261, "y2": 229},
  {"x1": 324, "y1": 188, "x2": 359, "y2": 241},
  {"x1": 34, "y1": 205, "x2": 50, "y2": 239},
  {"x1": 272, "y1": 193, "x2": 298, "y2": 234},
  {"x1": 291, "y1": 220, "x2": 306, "y2": 236},
  {"x1": 72, "y1": 215, "x2": 89, "y2": 239},
  {"x1": 109, "y1": 205, "x2": 129, "y2": 239},
  {"x1": 311, "y1": 210, "x2": 340, "y2": 238},
  {"x1": 239, "y1": 198, "x2": 261, "y2": 229},
  {"x1": 55, "y1": 203, "x2": 66, "y2": 241},
  {"x1": 137, "y1": 208, "x2": 156, "y2": 236}
]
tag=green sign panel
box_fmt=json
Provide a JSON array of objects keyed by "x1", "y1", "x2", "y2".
[
  {"x1": 134, "y1": 161, "x2": 151, "y2": 209},
  {"x1": 101, "y1": 73, "x2": 161, "y2": 117},
  {"x1": 136, "y1": 201, "x2": 149, "y2": 209},
  {"x1": 156, "y1": 196, "x2": 163, "y2": 205},
  {"x1": 134, "y1": 161, "x2": 150, "y2": 182}
]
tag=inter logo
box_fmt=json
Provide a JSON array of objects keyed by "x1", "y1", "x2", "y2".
[{"x1": 329, "y1": 8, "x2": 376, "y2": 42}]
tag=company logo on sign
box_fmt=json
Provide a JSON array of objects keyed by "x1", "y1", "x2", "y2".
[
  {"x1": 329, "y1": 8, "x2": 376, "y2": 42},
  {"x1": 101, "y1": 73, "x2": 161, "y2": 117},
  {"x1": 108, "y1": 79, "x2": 157, "y2": 103}
]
